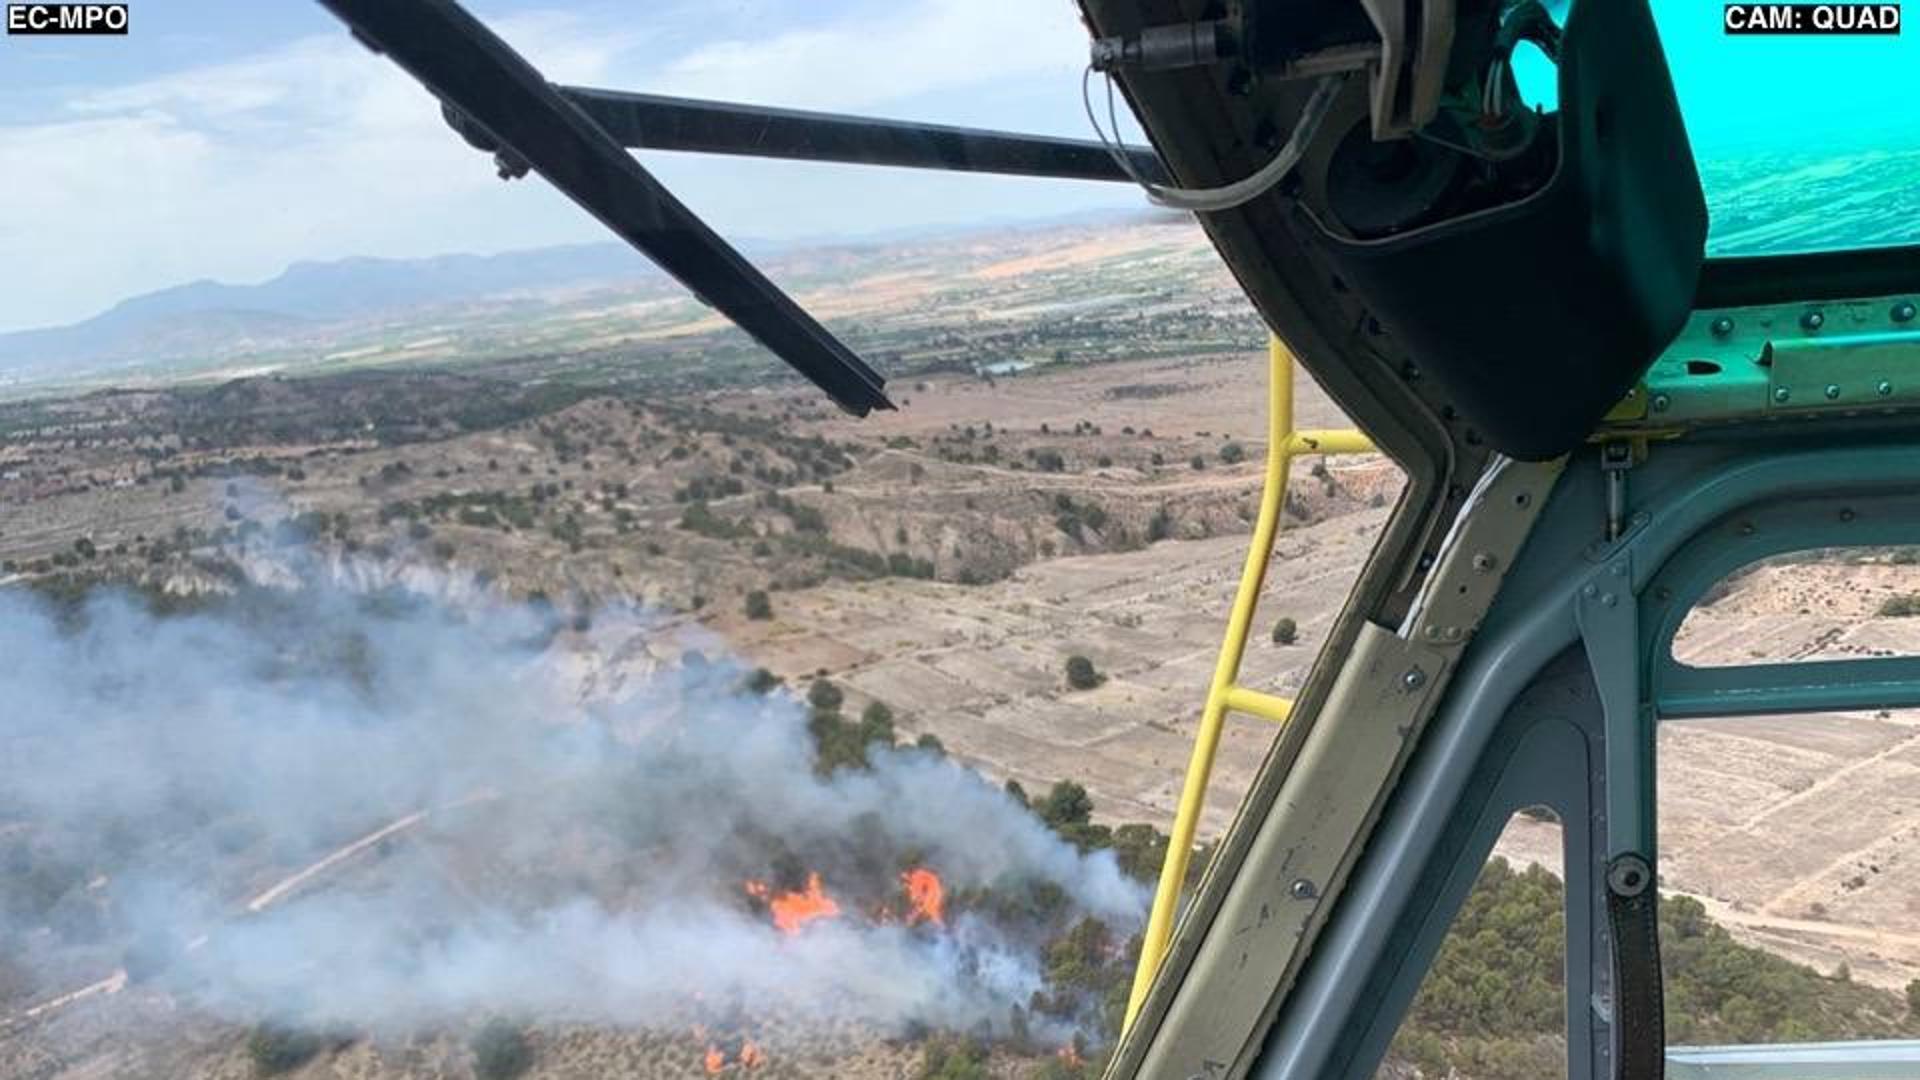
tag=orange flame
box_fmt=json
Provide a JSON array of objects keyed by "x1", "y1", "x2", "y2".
[
  {"x1": 704, "y1": 1045, "x2": 725, "y2": 1074},
  {"x1": 1059, "y1": 1042, "x2": 1086, "y2": 1068},
  {"x1": 741, "y1": 1041, "x2": 767, "y2": 1069},
  {"x1": 901, "y1": 867, "x2": 946, "y2": 926},
  {"x1": 744, "y1": 872, "x2": 841, "y2": 934}
]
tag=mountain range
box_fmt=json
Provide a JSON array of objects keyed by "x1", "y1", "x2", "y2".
[{"x1": 0, "y1": 243, "x2": 666, "y2": 383}]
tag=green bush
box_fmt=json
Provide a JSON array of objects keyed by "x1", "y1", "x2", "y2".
[
  {"x1": 1880, "y1": 594, "x2": 1920, "y2": 617},
  {"x1": 744, "y1": 589, "x2": 773, "y2": 620},
  {"x1": 1219, "y1": 442, "x2": 1246, "y2": 464},
  {"x1": 471, "y1": 1019, "x2": 534, "y2": 1080},
  {"x1": 246, "y1": 1025, "x2": 327, "y2": 1076},
  {"x1": 918, "y1": 1034, "x2": 989, "y2": 1080},
  {"x1": 1064, "y1": 655, "x2": 1106, "y2": 690},
  {"x1": 807, "y1": 678, "x2": 844, "y2": 712},
  {"x1": 742, "y1": 667, "x2": 782, "y2": 695},
  {"x1": 859, "y1": 701, "x2": 896, "y2": 746},
  {"x1": 1272, "y1": 617, "x2": 1298, "y2": 645}
]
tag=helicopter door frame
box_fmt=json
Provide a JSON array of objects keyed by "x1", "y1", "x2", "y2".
[{"x1": 1254, "y1": 430, "x2": 1920, "y2": 1079}]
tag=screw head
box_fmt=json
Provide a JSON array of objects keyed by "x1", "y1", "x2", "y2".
[
  {"x1": 1710, "y1": 316, "x2": 1734, "y2": 338},
  {"x1": 1894, "y1": 301, "x2": 1916, "y2": 324},
  {"x1": 1841, "y1": 508, "x2": 1857, "y2": 522},
  {"x1": 1289, "y1": 878, "x2": 1317, "y2": 900},
  {"x1": 1608, "y1": 854, "x2": 1652, "y2": 897},
  {"x1": 1651, "y1": 393, "x2": 1671, "y2": 413},
  {"x1": 1879, "y1": 380, "x2": 1895, "y2": 397},
  {"x1": 1826, "y1": 384, "x2": 1842, "y2": 400},
  {"x1": 1773, "y1": 387, "x2": 1792, "y2": 404},
  {"x1": 1401, "y1": 668, "x2": 1428, "y2": 691},
  {"x1": 1801, "y1": 310, "x2": 1826, "y2": 331},
  {"x1": 1472, "y1": 552, "x2": 1497, "y2": 573}
]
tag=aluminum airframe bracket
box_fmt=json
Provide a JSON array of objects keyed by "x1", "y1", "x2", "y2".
[
  {"x1": 1573, "y1": 552, "x2": 1652, "y2": 862},
  {"x1": 1643, "y1": 487, "x2": 1920, "y2": 719}
]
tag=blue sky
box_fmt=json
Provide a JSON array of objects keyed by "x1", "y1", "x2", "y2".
[{"x1": 0, "y1": 0, "x2": 1146, "y2": 333}]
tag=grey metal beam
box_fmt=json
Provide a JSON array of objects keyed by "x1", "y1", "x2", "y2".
[{"x1": 554, "y1": 85, "x2": 1168, "y2": 184}]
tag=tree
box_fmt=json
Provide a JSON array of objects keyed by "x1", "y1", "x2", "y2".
[
  {"x1": 859, "y1": 701, "x2": 896, "y2": 746},
  {"x1": 1065, "y1": 654, "x2": 1106, "y2": 690},
  {"x1": 807, "y1": 678, "x2": 844, "y2": 712},
  {"x1": 471, "y1": 1019, "x2": 534, "y2": 1080},
  {"x1": 743, "y1": 667, "x2": 782, "y2": 695},
  {"x1": 744, "y1": 589, "x2": 773, "y2": 620},
  {"x1": 915, "y1": 732, "x2": 946, "y2": 756},
  {"x1": 1271, "y1": 617, "x2": 1298, "y2": 645},
  {"x1": 1040, "y1": 781, "x2": 1094, "y2": 830}
]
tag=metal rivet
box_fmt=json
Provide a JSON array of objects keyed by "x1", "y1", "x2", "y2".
[
  {"x1": 1600, "y1": 593, "x2": 1617, "y2": 607},
  {"x1": 1824, "y1": 384, "x2": 1842, "y2": 400},
  {"x1": 1841, "y1": 508, "x2": 1857, "y2": 522},
  {"x1": 1651, "y1": 393, "x2": 1670, "y2": 413},
  {"x1": 1608, "y1": 854, "x2": 1651, "y2": 898},
  {"x1": 1894, "y1": 301, "x2": 1916, "y2": 324},
  {"x1": 1401, "y1": 668, "x2": 1428, "y2": 691},
  {"x1": 1879, "y1": 380, "x2": 1894, "y2": 397},
  {"x1": 1801, "y1": 310, "x2": 1825, "y2": 331},
  {"x1": 1290, "y1": 879, "x2": 1317, "y2": 900},
  {"x1": 1582, "y1": 584, "x2": 1598, "y2": 598},
  {"x1": 1773, "y1": 387, "x2": 1791, "y2": 404},
  {"x1": 1710, "y1": 316, "x2": 1734, "y2": 338},
  {"x1": 1472, "y1": 552, "x2": 1497, "y2": 573}
]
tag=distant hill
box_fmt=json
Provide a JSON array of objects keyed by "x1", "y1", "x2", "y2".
[
  {"x1": 0, "y1": 243, "x2": 662, "y2": 380},
  {"x1": 0, "y1": 208, "x2": 1172, "y2": 390}
]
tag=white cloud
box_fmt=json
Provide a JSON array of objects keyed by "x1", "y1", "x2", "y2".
[
  {"x1": 0, "y1": 1, "x2": 1129, "y2": 334},
  {"x1": 654, "y1": 0, "x2": 1090, "y2": 112}
]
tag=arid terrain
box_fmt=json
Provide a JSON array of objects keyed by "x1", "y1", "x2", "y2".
[{"x1": 4, "y1": 216, "x2": 1920, "y2": 1079}]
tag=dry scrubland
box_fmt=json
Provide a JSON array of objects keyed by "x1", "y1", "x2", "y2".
[{"x1": 3, "y1": 217, "x2": 1919, "y2": 1076}]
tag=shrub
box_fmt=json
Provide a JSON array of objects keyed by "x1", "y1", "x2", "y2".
[
  {"x1": 915, "y1": 732, "x2": 946, "y2": 755},
  {"x1": 1065, "y1": 655, "x2": 1106, "y2": 690},
  {"x1": 1040, "y1": 781, "x2": 1094, "y2": 829},
  {"x1": 1147, "y1": 507, "x2": 1173, "y2": 543},
  {"x1": 743, "y1": 667, "x2": 782, "y2": 695},
  {"x1": 1189, "y1": 455, "x2": 1206, "y2": 471},
  {"x1": 1272, "y1": 617, "x2": 1298, "y2": 645},
  {"x1": 859, "y1": 701, "x2": 896, "y2": 746},
  {"x1": 807, "y1": 678, "x2": 844, "y2": 712},
  {"x1": 1880, "y1": 594, "x2": 1920, "y2": 617},
  {"x1": 471, "y1": 1019, "x2": 534, "y2": 1080},
  {"x1": 246, "y1": 1025, "x2": 326, "y2": 1076},
  {"x1": 744, "y1": 589, "x2": 773, "y2": 620},
  {"x1": 1219, "y1": 441, "x2": 1246, "y2": 464}
]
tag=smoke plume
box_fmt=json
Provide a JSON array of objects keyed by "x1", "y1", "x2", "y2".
[{"x1": 0, "y1": 583, "x2": 1146, "y2": 1038}]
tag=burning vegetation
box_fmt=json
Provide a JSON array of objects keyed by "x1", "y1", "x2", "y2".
[{"x1": 0, "y1": 581, "x2": 1183, "y2": 1077}]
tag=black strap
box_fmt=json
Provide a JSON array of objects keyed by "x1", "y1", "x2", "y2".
[{"x1": 1606, "y1": 854, "x2": 1664, "y2": 1080}]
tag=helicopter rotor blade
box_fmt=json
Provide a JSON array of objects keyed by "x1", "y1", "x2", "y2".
[{"x1": 315, "y1": 0, "x2": 891, "y2": 415}]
